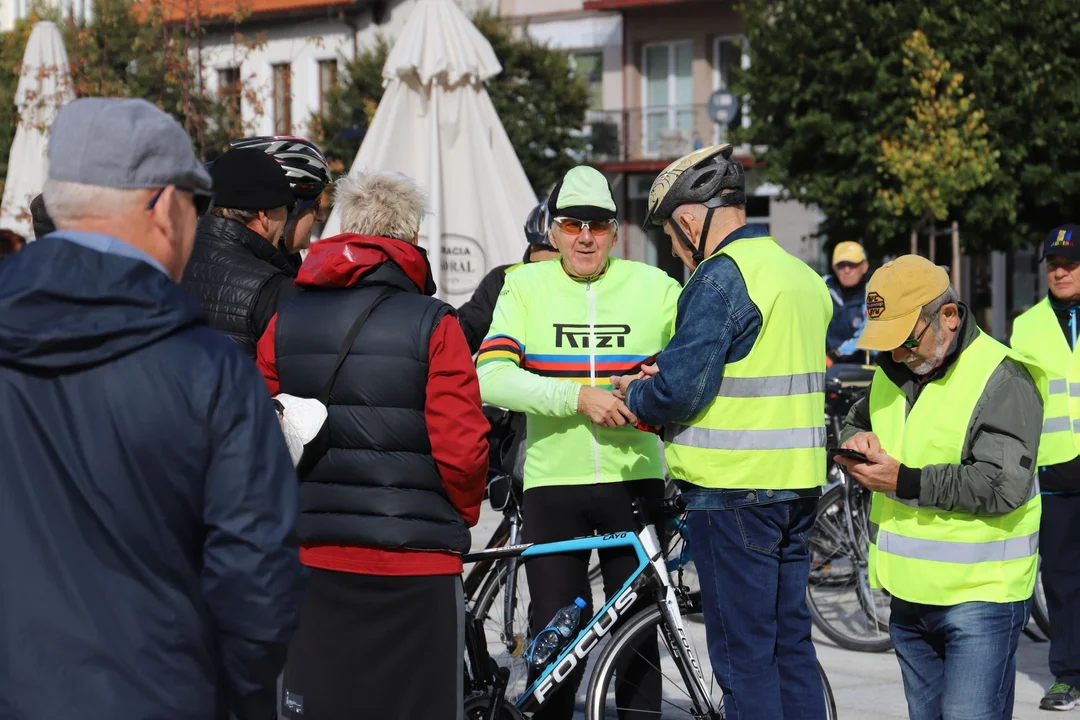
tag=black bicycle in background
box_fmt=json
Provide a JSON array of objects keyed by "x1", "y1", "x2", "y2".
[{"x1": 805, "y1": 369, "x2": 893, "y2": 652}]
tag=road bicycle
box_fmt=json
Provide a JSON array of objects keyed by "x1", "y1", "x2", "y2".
[
  {"x1": 462, "y1": 496, "x2": 839, "y2": 719},
  {"x1": 466, "y1": 471, "x2": 701, "y2": 700},
  {"x1": 804, "y1": 369, "x2": 893, "y2": 652}
]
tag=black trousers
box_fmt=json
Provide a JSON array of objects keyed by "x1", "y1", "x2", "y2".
[
  {"x1": 522, "y1": 479, "x2": 665, "y2": 720},
  {"x1": 1042, "y1": 493, "x2": 1080, "y2": 687},
  {"x1": 281, "y1": 569, "x2": 464, "y2": 720}
]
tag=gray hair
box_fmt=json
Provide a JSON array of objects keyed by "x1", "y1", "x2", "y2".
[
  {"x1": 920, "y1": 284, "x2": 960, "y2": 328},
  {"x1": 335, "y1": 171, "x2": 426, "y2": 242},
  {"x1": 42, "y1": 179, "x2": 148, "y2": 226},
  {"x1": 211, "y1": 207, "x2": 261, "y2": 225}
]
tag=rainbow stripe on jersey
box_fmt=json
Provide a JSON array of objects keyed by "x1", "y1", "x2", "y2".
[
  {"x1": 477, "y1": 334, "x2": 524, "y2": 367},
  {"x1": 522, "y1": 352, "x2": 656, "y2": 389}
]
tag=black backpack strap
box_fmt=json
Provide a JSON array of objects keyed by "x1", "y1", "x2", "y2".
[{"x1": 318, "y1": 287, "x2": 395, "y2": 405}]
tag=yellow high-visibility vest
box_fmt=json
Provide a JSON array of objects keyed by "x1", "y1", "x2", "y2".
[
  {"x1": 868, "y1": 331, "x2": 1042, "y2": 605},
  {"x1": 1011, "y1": 297, "x2": 1080, "y2": 466},
  {"x1": 665, "y1": 236, "x2": 832, "y2": 490}
]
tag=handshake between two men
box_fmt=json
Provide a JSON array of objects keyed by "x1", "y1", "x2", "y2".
[{"x1": 573, "y1": 363, "x2": 659, "y2": 429}]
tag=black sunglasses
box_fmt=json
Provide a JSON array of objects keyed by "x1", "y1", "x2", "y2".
[
  {"x1": 900, "y1": 316, "x2": 934, "y2": 349},
  {"x1": 145, "y1": 185, "x2": 216, "y2": 218}
]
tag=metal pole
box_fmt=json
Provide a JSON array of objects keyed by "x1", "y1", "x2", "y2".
[
  {"x1": 951, "y1": 220, "x2": 961, "y2": 291},
  {"x1": 428, "y1": 87, "x2": 443, "y2": 298},
  {"x1": 991, "y1": 250, "x2": 1007, "y2": 340}
]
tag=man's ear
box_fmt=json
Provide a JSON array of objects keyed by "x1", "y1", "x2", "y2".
[
  {"x1": 151, "y1": 185, "x2": 179, "y2": 240},
  {"x1": 677, "y1": 211, "x2": 698, "y2": 245},
  {"x1": 943, "y1": 302, "x2": 961, "y2": 329}
]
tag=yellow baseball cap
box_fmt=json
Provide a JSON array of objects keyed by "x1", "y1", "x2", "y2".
[
  {"x1": 857, "y1": 255, "x2": 951, "y2": 351},
  {"x1": 832, "y1": 241, "x2": 866, "y2": 266}
]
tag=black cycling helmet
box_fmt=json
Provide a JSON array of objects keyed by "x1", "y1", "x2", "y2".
[
  {"x1": 524, "y1": 198, "x2": 554, "y2": 249},
  {"x1": 643, "y1": 143, "x2": 746, "y2": 264},
  {"x1": 229, "y1": 135, "x2": 331, "y2": 201}
]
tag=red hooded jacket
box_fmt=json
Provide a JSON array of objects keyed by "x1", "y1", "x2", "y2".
[{"x1": 257, "y1": 235, "x2": 488, "y2": 576}]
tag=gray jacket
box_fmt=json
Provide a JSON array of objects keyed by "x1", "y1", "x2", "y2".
[{"x1": 839, "y1": 305, "x2": 1043, "y2": 515}]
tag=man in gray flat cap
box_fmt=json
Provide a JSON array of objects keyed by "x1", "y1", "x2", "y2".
[{"x1": 0, "y1": 98, "x2": 302, "y2": 720}]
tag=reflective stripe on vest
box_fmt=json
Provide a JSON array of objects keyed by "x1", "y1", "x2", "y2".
[
  {"x1": 1011, "y1": 298, "x2": 1080, "y2": 465},
  {"x1": 867, "y1": 331, "x2": 1042, "y2": 605},
  {"x1": 664, "y1": 236, "x2": 833, "y2": 490},
  {"x1": 868, "y1": 522, "x2": 1038, "y2": 565},
  {"x1": 716, "y1": 372, "x2": 827, "y2": 398},
  {"x1": 668, "y1": 424, "x2": 826, "y2": 451}
]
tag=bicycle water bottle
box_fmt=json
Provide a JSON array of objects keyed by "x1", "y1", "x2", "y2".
[{"x1": 526, "y1": 597, "x2": 586, "y2": 669}]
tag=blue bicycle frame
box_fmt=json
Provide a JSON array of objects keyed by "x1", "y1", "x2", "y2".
[{"x1": 464, "y1": 520, "x2": 715, "y2": 715}]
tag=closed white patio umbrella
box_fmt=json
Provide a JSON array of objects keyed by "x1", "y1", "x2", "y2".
[
  {"x1": 322, "y1": 0, "x2": 537, "y2": 305},
  {"x1": 1, "y1": 21, "x2": 74, "y2": 240}
]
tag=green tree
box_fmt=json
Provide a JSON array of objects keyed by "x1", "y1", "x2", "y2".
[
  {"x1": 877, "y1": 31, "x2": 999, "y2": 231},
  {"x1": 737, "y1": 0, "x2": 1080, "y2": 256},
  {"x1": 313, "y1": 10, "x2": 590, "y2": 196}
]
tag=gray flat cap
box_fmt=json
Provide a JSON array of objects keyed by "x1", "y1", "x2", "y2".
[{"x1": 48, "y1": 97, "x2": 212, "y2": 192}]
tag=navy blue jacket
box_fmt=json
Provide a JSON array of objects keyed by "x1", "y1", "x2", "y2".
[
  {"x1": 0, "y1": 234, "x2": 302, "y2": 720},
  {"x1": 824, "y1": 272, "x2": 868, "y2": 361}
]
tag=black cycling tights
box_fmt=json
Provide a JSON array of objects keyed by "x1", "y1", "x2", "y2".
[{"x1": 522, "y1": 479, "x2": 666, "y2": 720}]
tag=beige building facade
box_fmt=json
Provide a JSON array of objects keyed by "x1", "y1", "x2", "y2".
[{"x1": 501, "y1": 0, "x2": 824, "y2": 279}]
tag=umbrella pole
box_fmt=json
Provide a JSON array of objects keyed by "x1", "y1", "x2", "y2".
[{"x1": 429, "y1": 87, "x2": 443, "y2": 299}]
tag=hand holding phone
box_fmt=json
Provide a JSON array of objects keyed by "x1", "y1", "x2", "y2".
[{"x1": 828, "y1": 447, "x2": 870, "y2": 463}]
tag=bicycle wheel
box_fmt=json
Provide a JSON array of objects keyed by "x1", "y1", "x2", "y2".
[
  {"x1": 807, "y1": 483, "x2": 893, "y2": 653},
  {"x1": 584, "y1": 604, "x2": 838, "y2": 719},
  {"x1": 472, "y1": 559, "x2": 532, "y2": 702},
  {"x1": 1031, "y1": 561, "x2": 1051, "y2": 639}
]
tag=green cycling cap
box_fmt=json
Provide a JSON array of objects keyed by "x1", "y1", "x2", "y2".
[{"x1": 547, "y1": 166, "x2": 616, "y2": 221}]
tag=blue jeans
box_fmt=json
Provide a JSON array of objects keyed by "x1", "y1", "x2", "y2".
[
  {"x1": 889, "y1": 597, "x2": 1030, "y2": 720},
  {"x1": 684, "y1": 496, "x2": 825, "y2": 720}
]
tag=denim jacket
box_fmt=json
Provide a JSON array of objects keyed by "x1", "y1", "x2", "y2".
[{"x1": 624, "y1": 225, "x2": 819, "y2": 508}]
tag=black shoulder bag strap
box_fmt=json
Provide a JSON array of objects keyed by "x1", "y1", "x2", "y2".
[
  {"x1": 318, "y1": 287, "x2": 395, "y2": 404},
  {"x1": 296, "y1": 287, "x2": 395, "y2": 477}
]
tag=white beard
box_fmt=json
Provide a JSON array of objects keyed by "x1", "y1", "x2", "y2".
[{"x1": 904, "y1": 330, "x2": 948, "y2": 376}]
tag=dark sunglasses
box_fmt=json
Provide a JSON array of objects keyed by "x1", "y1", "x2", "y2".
[
  {"x1": 146, "y1": 185, "x2": 215, "y2": 218},
  {"x1": 835, "y1": 261, "x2": 862, "y2": 271},
  {"x1": 900, "y1": 316, "x2": 933, "y2": 349}
]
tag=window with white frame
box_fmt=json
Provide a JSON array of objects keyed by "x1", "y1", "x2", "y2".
[
  {"x1": 642, "y1": 41, "x2": 694, "y2": 157},
  {"x1": 713, "y1": 36, "x2": 747, "y2": 144}
]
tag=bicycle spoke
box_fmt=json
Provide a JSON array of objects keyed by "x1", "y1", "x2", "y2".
[{"x1": 615, "y1": 644, "x2": 696, "y2": 703}]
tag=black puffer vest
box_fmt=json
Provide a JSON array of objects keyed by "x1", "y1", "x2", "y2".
[
  {"x1": 181, "y1": 215, "x2": 296, "y2": 358},
  {"x1": 275, "y1": 261, "x2": 471, "y2": 554}
]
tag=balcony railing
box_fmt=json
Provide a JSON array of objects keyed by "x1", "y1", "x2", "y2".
[{"x1": 583, "y1": 104, "x2": 740, "y2": 165}]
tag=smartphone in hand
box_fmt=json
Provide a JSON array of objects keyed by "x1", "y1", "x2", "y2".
[{"x1": 828, "y1": 447, "x2": 870, "y2": 463}]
